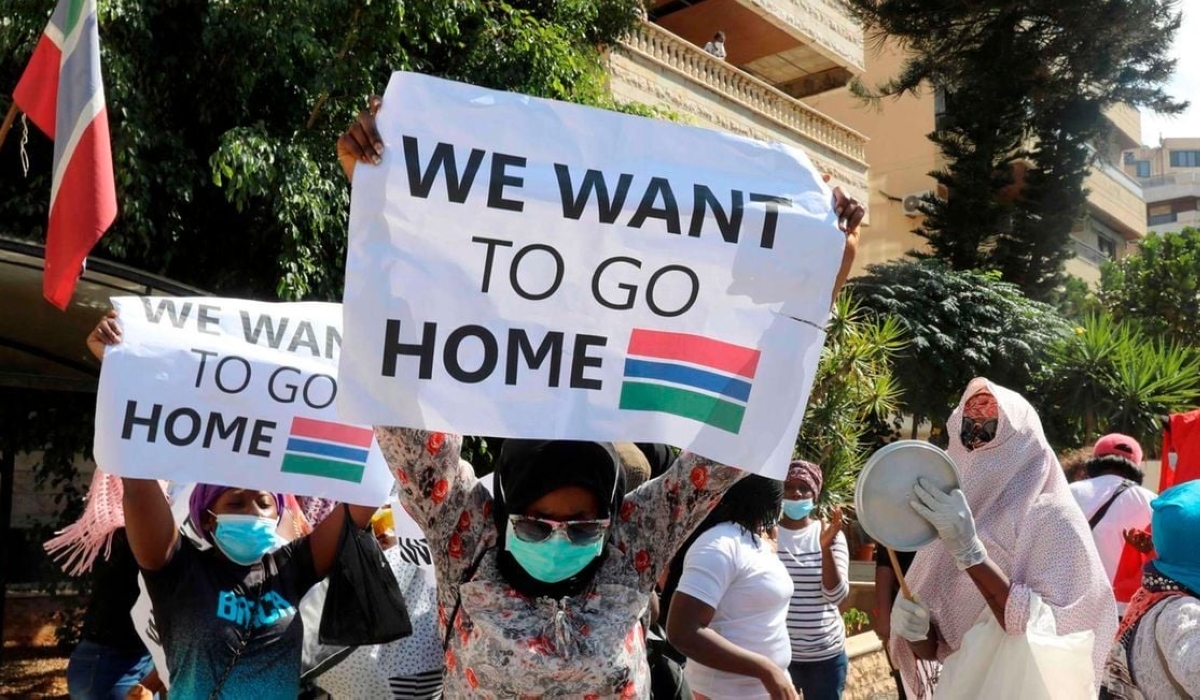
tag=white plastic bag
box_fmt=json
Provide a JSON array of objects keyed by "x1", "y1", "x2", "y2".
[{"x1": 935, "y1": 593, "x2": 1095, "y2": 700}]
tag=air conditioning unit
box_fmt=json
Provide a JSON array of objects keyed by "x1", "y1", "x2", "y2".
[{"x1": 902, "y1": 191, "x2": 933, "y2": 217}]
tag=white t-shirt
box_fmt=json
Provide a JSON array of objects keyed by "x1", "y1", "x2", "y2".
[
  {"x1": 676, "y1": 521, "x2": 794, "y2": 699},
  {"x1": 1070, "y1": 474, "x2": 1155, "y2": 613}
]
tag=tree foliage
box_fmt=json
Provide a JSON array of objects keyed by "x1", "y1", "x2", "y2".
[
  {"x1": 1, "y1": 0, "x2": 644, "y2": 300},
  {"x1": 0, "y1": 0, "x2": 645, "y2": 592},
  {"x1": 1100, "y1": 227, "x2": 1200, "y2": 343},
  {"x1": 851, "y1": 259, "x2": 1070, "y2": 429},
  {"x1": 797, "y1": 293, "x2": 906, "y2": 505},
  {"x1": 1040, "y1": 314, "x2": 1200, "y2": 449},
  {"x1": 846, "y1": 0, "x2": 1184, "y2": 299}
]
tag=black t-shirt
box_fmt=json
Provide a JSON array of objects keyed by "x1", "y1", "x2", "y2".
[
  {"x1": 143, "y1": 536, "x2": 319, "y2": 699},
  {"x1": 80, "y1": 528, "x2": 148, "y2": 653}
]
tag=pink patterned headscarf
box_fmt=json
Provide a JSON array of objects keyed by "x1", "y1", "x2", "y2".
[
  {"x1": 892, "y1": 378, "x2": 1117, "y2": 696},
  {"x1": 43, "y1": 468, "x2": 167, "y2": 576}
]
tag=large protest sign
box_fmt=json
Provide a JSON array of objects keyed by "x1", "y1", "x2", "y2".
[
  {"x1": 95, "y1": 297, "x2": 393, "y2": 505},
  {"x1": 340, "y1": 72, "x2": 846, "y2": 476}
]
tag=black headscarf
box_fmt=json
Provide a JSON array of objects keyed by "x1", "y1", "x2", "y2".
[{"x1": 493, "y1": 439, "x2": 625, "y2": 599}]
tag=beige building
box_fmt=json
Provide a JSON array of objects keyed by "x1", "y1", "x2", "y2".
[
  {"x1": 606, "y1": 0, "x2": 870, "y2": 210},
  {"x1": 801, "y1": 46, "x2": 1146, "y2": 284},
  {"x1": 1124, "y1": 138, "x2": 1200, "y2": 235}
]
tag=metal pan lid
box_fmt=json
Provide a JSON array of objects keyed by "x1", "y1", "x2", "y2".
[{"x1": 854, "y1": 440, "x2": 961, "y2": 552}]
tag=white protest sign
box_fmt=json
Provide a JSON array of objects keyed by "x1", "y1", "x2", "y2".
[
  {"x1": 340, "y1": 72, "x2": 844, "y2": 476},
  {"x1": 95, "y1": 297, "x2": 393, "y2": 505}
]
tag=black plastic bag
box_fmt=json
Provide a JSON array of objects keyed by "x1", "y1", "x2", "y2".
[{"x1": 318, "y1": 505, "x2": 412, "y2": 645}]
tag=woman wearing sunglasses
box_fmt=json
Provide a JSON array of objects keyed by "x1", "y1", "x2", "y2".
[
  {"x1": 888, "y1": 379, "x2": 1117, "y2": 697},
  {"x1": 372, "y1": 433, "x2": 743, "y2": 697},
  {"x1": 342, "y1": 95, "x2": 864, "y2": 696}
]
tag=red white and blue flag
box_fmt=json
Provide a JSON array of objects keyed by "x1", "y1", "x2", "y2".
[
  {"x1": 619, "y1": 328, "x2": 761, "y2": 434},
  {"x1": 13, "y1": 0, "x2": 117, "y2": 310}
]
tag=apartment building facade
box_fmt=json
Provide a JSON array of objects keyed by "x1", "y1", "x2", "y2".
[
  {"x1": 1124, "y1": 138, "x2": 1200, "y2": 235},
  {"x1": 606, "y1": 0, "x2": 870, "y2": 210},
  {"x1": 802, "y1": 45, "x2": 1146, "y2": 284}
]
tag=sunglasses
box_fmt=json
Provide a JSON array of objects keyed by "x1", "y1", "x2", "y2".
[{"x1": 508, "y1": 515, "x2": 611, "y2": 545}]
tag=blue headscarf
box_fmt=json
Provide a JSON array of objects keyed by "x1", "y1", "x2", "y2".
[{"x1": 1151, "y1": 480, "x2": 1200, "y2": 595}]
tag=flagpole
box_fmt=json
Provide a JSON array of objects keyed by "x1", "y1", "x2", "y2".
[{"x1": 0, "y1": 101, "x2": 19, "y2": 151}]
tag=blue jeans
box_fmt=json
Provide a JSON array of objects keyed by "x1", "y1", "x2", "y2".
[
  {"x1": 67, "y1": 639, "x2": 155, "y2": 700},
  {"x1": 788, "y1": 652, "x2": 848, "y2": 700}
]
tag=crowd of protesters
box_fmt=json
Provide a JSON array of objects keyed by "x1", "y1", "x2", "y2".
[{"x1": 48, "y1": 101, "x2": 1200, "y2": 700}]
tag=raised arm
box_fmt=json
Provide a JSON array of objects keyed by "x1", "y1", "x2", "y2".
[
  {"x1": 121, "y1": 477, "x2": 178, "y2": 572},
  {"x1": 373, "y1": 427, "x2": 491, "y2": 582},
  {"x1": 621, "y1": 452, "x2": 746, "y2": 586},
  {"x1": 308, "y1": 503, "x2": 379, "y2": 579},
  {"x1": 819, "y1": 509, "x2": 849, "y2": 605}
]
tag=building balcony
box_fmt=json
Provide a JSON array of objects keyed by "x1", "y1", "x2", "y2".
[
  {"x1": 1142, "y1": 171, "x2": 1200, "y2": 204},
  {"x1": 610, "y1": 21, "x2": 869, "y2": 209},
  {"x1": 1085, "y1": 159, "x2": 1146, "y2": 240},
  {"x1": 1064, "y1": 239, "x2": 1105, "y2": 286},
  {"x1": 650, "y1": 0, "x2": 864, "y2": 98},
  {"x1": 1149, "y1": 209, "x2": 1200, "y2": 235},
  {"x1": 1104, "y1": 104, "x2": 1142, "y2": 151}
]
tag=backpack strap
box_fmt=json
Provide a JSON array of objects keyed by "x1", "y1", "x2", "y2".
[
  {"x1": 443, "y1": 546, "x2": 491, "y2": 651},
  {"x1": 1089, "y1": 480, "x2": 1135, "y2": 530}
]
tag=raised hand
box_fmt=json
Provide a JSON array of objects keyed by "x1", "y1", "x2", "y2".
[
  {"x1": 86, "y1": 309, "x2": 121, "y2": 361},
  {"x1": 820, "y1": 506, "x2": 844, "y2": 551},
  {"x1": 337, "y1": 95, "x2": 384, "y2": 181}
]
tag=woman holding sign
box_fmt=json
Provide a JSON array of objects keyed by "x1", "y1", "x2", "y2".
[
  {"x1": 341, "y1": 101, "x2": 864, "y2": 698},
  {"x1": 88, "y1": 313, "x2": 380, "y2": 700}
]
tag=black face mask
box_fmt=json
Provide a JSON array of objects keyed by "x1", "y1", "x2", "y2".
[{"x1": 960, "y1": 417, "x2": 998, "y2": 451}]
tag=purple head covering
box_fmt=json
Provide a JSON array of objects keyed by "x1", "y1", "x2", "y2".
[
  {"x1": 188, "y1": 484, "x2": 285, "y2": 542},
  {"x1": 786, "y1": 460, "x2": 823, "y2": 496}
]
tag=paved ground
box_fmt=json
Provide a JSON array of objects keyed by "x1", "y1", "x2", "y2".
[{"x1": 0, "y1": 645, "x2": 68, "y2": 699}]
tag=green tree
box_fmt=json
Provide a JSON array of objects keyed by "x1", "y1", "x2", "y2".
[
  {"x1": 1, "y1": 0, "x2": 644, "y2": 300},
  {"x1": 1100, "y1": 227, "x2": 1200, "y2": 343},
  {"x1": 797, "y1": 293, "x2": 906, "y2": 505},
  {"x1": 1041, "y1": 314, "x2": 1200, "y2": 449},
  {"x1": 851, "y1": 259, "x2": 1070, "y2": 433},
  {"x1": 845, "y1": 0, "x2": 1184, "y2": 300},
  {"x1": 0, "y1": 0, "x2": 646, "y2": 600}
]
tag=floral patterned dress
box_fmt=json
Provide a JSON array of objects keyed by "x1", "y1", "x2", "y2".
[{"x1": 374, "y1": 427, "x2": 745, "y2": 698}]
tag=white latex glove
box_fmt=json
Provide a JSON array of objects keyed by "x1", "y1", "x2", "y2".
[
  {"x1": 911, "y1": 478, "x2": 987, "y2": 570},
  {"x1": 891, "y1": 596, "x2": 931, "y2": 642}
]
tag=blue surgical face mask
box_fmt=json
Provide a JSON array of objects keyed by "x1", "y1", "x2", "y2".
[
  {"x1": 505, "y1": 521, "x2": 605, "y2": 583},
  {"x1": 782, "y1": 498, "x2": 815, "y2": 520},
  {"x1": 211, "y1": 513, "x2": 279, "y2": 565}
]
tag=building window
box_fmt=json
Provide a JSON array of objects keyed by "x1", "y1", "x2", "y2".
[
  {"x1": 1169, "y1": 150, "x2": 1200, "y2": 168},
  {"x1": 1149, "y1": 212, "x2": 1178, "y2": 226},
  {"x1": 1135, "y1": 160, "x2": 1151, "y2": 178},
  {"x1": 1097, "y1": 236, "x2": 1118, "y2": 259}
]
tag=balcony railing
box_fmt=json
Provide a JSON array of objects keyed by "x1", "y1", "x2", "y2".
[
  {"x1": 1072, "y1": 238, "x2": 1110, "y2": 267},
  {"x1": 619, "y1": 21, "x2": 868, "y2": 164},
  {"x1": 1097, "y1": 160, "x2": 1144, "y2": 198},
  {"x1": 1141, "y1": 171, "x2": 1200, "y2": 190}
]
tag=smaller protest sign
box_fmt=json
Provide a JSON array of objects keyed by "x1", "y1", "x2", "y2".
[{"x1": 94, "y1": 297, "x2": 392, "y2": 505}]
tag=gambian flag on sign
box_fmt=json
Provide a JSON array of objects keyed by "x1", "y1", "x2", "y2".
[
  {"x1": 619, "y1": 329, "x2": 761, "y2": 434},
  {"x1": 12, "y1": 0, "x2": 117, "y2": 311},
  {"x1": 281, "y1": 417, "x2": 372, "y2": 484}
]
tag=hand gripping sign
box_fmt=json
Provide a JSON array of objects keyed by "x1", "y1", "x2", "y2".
[
  {"x1": 94, "y1": 297, "x2": 393, "y2": 505},
  {"x1": 339, "y1": 72, "x2": 846, "y2": 477}
]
